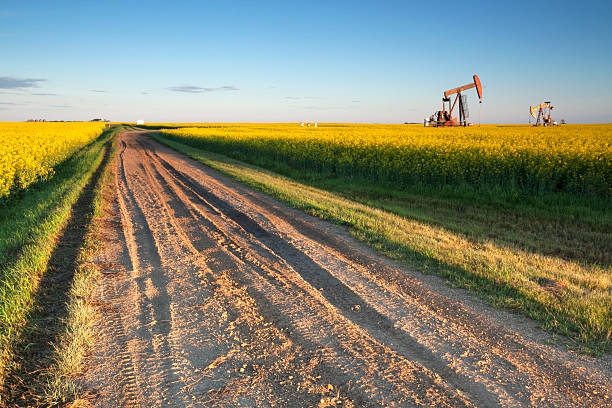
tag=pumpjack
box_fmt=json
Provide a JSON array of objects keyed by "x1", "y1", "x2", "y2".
[
  {"x1": 426, "y1": 75, "x2": 483, "y2": 127},
  {"x1": 530, "y1": 102, "x2": 554, "y2": 126}
]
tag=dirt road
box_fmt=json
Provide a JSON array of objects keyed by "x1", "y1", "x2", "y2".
[{"x1": 82, "y1": 131, "x2": 611, "y2": 407}]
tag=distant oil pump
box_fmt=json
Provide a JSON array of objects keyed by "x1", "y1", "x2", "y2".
[
  {"x1": 530, "y1": 102, "x2": 555, "y2": 126},
  {"x1": 425, "y1": 75, "x2": 483, "y2": 127}
]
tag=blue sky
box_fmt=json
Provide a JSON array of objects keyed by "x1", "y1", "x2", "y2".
[{"x1": 1, "y1": 0, "x2": 611, "y2": 123}]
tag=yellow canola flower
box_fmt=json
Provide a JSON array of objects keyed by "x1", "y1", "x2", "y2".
[
  {"x1": 0, "y1": 122, "x2": 106, "y2": 198},
  {"x1": 161, "y1": 123, "x2": 612, "y2": 196}
]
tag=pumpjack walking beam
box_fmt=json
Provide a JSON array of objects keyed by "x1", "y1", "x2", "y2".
[{"x1": 443, "y1": 75, "x2": 482, "y2": 126}]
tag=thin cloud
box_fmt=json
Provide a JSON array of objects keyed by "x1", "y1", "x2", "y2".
[
  {"x1": 168, "y1": 85, "x2": 239, "y2": 93},
  {"x1": 0, "y1": 77, "x2": 46, "y2": 89},
  {"x1": 204, "y1": 85, "x2": 238, "y2": 92},
  {"x1": 32, "y1": 92, "x2": 57, "y2": 96},
  {"x1": 48, "y1": 104, "x2": 72, "y2": 108},
  {"x1": 0, "y1": 102, "x2": 21, "y2": 105},
  {"x1": 168, "y1": 85, "x2": 204, "y2": 93},
  {"x1": 303, "y1": 106, "x2": 343, "y2": 110},
  {"x1": 286, "y1": 96, "x2": 325, "y2": 100},
  {"x1": 89, "y1": 89, "x2": 107, "y2": 93},
  {"x1": 352, "y1": 100, "x2": 361, "y2": 103},
  {"x1": 141, "y1": 91, "x2": 148, "y2": 95}
]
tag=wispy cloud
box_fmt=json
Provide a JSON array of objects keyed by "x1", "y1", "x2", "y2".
[
  {"x1": 141, "y1": 91, "x2": 148, "y2": 95},
  {"x1": 0, "y1": 77, "x2": 46, "y2": 89},
  {"x1": 285, "y1": 96, "x2": 325, "y2": 101},
  {"x1": 352, "y1": 100, "x2": 361, "y2": 103},
  {"x1": 168, "y1": 85, "x2": 203, "y2": 93},
  {"x1": 89, "y1": 89, "x2": 107, "y2": 93},
  {"x1": 32, "y1": 92, "x2": 57, "y2": 96},
  {"x1": 207, "y1": 85, "x2": 239, "y2": 92},
  {"x1": 303, "y1": 106, "x2": 345, "y2": 110},
  {"x1": 168, "y1": 85, "x2": 239, "y2": 93},
  {"x1": 0, "y1": 102, "x2": 22, "y2": 105},
  {"x1": 48, "y1": 104, "x2": 72, "y2": 108}
]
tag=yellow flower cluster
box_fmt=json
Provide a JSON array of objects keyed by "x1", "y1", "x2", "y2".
[
  {"x1": 162, "y1": 123, "x2": 611, "y2": 196},
  {"x1": 0, "y1": 122, "x2": 106, "y2": 198}
]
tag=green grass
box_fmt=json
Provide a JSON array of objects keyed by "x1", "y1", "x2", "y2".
[
  {"x1": 309, "y1": 178, "x2": 610, "y2": 267},
  {"x1": 0, "y1": 126, "x2": 119, "y2": 389},
  {"x1": 151, "y1": 132, "x2": 611, "y2": 355},
  {"x1": 41, "y1": 130, "x2": 119, "y2": 405}
]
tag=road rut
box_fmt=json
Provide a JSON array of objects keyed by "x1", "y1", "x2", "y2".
[{"x1": 82, "y1": 131, "x2": 611, "y2": 407}]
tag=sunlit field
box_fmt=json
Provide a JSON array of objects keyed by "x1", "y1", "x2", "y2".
[
  {"x1": 159, "y1": 123, "x2": 611, "y2": 197},
  {"x1": 0, "y1": 122, "x2": 107, "y2": 198}
]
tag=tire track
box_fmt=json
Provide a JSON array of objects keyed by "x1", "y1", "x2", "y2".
[
  {"x1": 141, "y1": 136, "x2": 612, "y2": 406},
  {"x1": 136, "y1": 138, "x2": 494, "y2": 406},
  {"x1": 139, "y1": 137, "x2": 604, "y2": 406},
  {"x1": 141, "y1": 133, "x2": 612, "y2": 406},
  {"x1": 141, "y1": 150, "x2": 477, "y2": 406},
  {"x1": 106, "y1": 137, "x2": 188, "y2": 407},
  {"x1": 133, "y1": 139, "x2": 465, "y2": 405},
  {"x1": 81, "y1": 131, "x2": 612, "y2": 408}
]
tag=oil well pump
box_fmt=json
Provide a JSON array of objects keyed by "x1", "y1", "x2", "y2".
[
  {"x1": 425, "y1": 75, "x2": 483, "y2": 127},
  {"x1": 530, "y1": 102, "x2": 554, "y2": 126}
]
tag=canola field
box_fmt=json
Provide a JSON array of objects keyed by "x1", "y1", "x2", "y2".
[
  {"x1": 0, "y1": 122, "x2": 107, "y2": 198},
  {"x1": 160, "y1": 124, "x2": 612, "y2": 197}
]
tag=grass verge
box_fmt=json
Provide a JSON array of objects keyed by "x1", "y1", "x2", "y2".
[
  {"x1": 40, "y1": 131, "x2": 119, "y2": 406},
  {"x1": 0, "y1": 126, "x2": 120, "y2": 406},
  {"x1": 151, "y1": 132, "x2": 611, "y2": 355}
]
